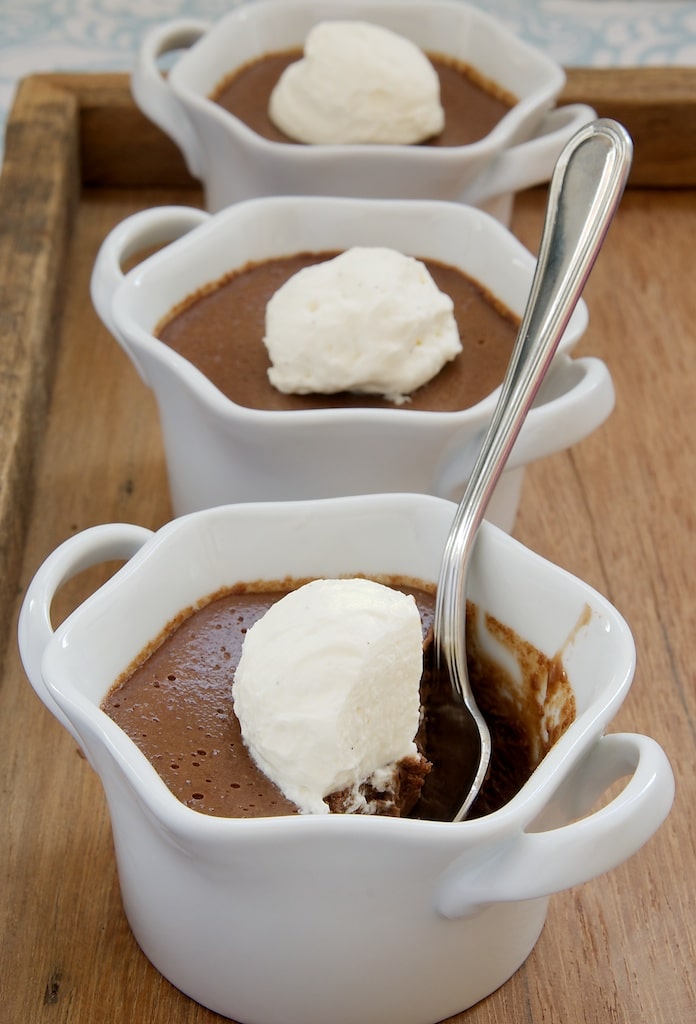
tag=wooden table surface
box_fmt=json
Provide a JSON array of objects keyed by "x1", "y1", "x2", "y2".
[{"x1": 1, "y1": 75, "x2": 694, "y2": 1023}]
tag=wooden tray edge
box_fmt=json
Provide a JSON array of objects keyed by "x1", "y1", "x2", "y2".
[
  {"x1": 0, "y1": 77, "x2": 80, "y2": 647},
  {"x1": 561, "y1": 66, "x2": 696, "y2": 186}
]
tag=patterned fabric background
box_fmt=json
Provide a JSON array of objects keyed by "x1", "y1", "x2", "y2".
[{"x1": 1, "y1": 0, "x2": 695, "y2": 160}]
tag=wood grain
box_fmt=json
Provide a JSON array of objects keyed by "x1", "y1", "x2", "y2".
[
  {"x1": 561, "y1": 67, "x2": 696, "y2": 186},
  {"x1": 0, "y1": 72, "x2": 694, "y2": 1023},
  {"x1": 0, "y1": 79, "x2": 79, "y2": 649}
]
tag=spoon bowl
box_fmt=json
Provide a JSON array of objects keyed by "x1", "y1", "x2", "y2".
[{"x1": 417, "y1": 118, "x2": 634, "y2": 823}]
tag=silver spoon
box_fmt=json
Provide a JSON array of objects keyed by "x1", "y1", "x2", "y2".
[{"x1": 417, "y1": 118, "x2": 633, "y2": 823}]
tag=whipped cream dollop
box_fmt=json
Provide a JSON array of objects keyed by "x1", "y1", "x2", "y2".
[
  {"x1": 232, "y1": 578, "x2": 424, "y2": 815},
  {"x1": 263, "y1": 246, "x2": 462, "y2": 404},
  {"x1": 268, "y1": 20, "x2": 445, "y2": 145}
]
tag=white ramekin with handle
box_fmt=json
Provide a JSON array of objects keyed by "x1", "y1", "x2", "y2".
[
  {"x1": 131, "y1": 0, "x2": 595, "y2": 222},
  {"x1": 18, "y1": 494, "x2": 673, "y2": 1024},
  {"x1": 90, "y1": 196, "x2": 615, "y2": 531}
]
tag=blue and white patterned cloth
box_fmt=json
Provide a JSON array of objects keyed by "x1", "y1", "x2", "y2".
[{"x1": 1, "y1": 0, "x2": 695, "y2": 162}]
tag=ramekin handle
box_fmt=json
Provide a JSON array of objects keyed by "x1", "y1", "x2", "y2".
[
  {"x1": 465, "y1": 104, "x2": 597, "y2": 206},
  {"x1": 506, "y1": 354, "x2": 615, "y2": 468},
  {"x1": 90, "y1": 205, "x2": 210, "y2": 381},
  {"x1": 435, "y1": 355, "x2": 614, "y2": 500},
  {"x1": 17, "y1": 525, "x2": 154, "y2": 744},
  {"x1": 435, "y1": 732, "x2": 674, "y2": 919},
  {"x1": 131, "y1": 18, "x2": 210, "y2": 177}
]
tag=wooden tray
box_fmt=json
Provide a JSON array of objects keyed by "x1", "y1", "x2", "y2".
[{"x1": 1, "y1": 72, "x2": 694, "y2": 1023}]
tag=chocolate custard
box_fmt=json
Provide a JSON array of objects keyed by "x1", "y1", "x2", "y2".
[
  {"x1": 102, "y1": 580, "x2": 575, "y2": 820},
  {"x1": 156, "y1": 252, "x2": 519, "y2": 413},
  {"x1": 211, "y1": 50, "x2": 515, "y2": 147}
]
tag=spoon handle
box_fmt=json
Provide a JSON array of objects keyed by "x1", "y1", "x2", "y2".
[{"x1": 436, "y1": 118, "x2": 633, "y2": 656}]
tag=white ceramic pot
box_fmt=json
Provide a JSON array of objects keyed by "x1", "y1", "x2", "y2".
[
  {"x1": 18, "y1": 494, "x2": 673, "y2": 1024},
  {"x1": 131, "y1": 0, "x2": 595, "y2": 221},
  {"x1": 90, "y1": 196, "x2": 615, "y2": 531}
]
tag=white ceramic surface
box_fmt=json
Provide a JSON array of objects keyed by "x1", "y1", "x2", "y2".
[
  {"x1": 18, "y1": 493, "x2": 674, "y2": 1024},
  {"x1": 130, "y1": 0, "x2": 596, "y2": 218},
  {"x1": 90, "y1": 195, "x2": 614, "y2": 530}
]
